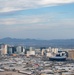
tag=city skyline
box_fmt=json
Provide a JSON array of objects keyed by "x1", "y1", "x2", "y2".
[{"x1": 0, "y1": 0, "x2": 74, "y2": 40}]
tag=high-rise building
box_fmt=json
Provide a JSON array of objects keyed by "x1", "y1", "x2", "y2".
[
  {"x1": 7, "y1": 46, "x2": 16, "y2": 54},
  {"x1": 1, "y1": 44, "x2": 8, "y2": 55},
  {"x1": 7, "y1": 47, "x2": 13, "y2": 54},
  {"x1": 30, "y1": 47, "x2": 35, "y2": 51},
  {"x1": 0, "y1": 49, "x2": 2, "y2": 55},
  {"x1": 41, "y1": 49, "x2": 45, "y2": 56},
  {"x1": 51, "y1": 48, "x2": 58, "y2": 54},
  {"x1": 16, "y1": 46, "x2": 24, "y2": 54}
]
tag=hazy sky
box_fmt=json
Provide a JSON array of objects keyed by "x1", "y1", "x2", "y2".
[{"x1": 0, "y1": 0, "x2": 74, "y2": 40}]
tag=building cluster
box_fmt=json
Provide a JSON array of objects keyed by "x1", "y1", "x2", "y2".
[
  {"x1": 0, "y1": 44, "x2": 25, "y2": 55},
  {"x1": 0, "y1": 44, "x2": 74, "y2": 60}
]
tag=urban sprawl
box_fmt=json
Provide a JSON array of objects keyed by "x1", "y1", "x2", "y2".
[{"x1": 0, "y1": 44, "x2": 74, "y2": 75}]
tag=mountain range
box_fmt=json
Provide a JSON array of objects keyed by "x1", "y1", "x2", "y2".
[{"x1": 0, "y1": 37, "x2": 74, "y2": 48}]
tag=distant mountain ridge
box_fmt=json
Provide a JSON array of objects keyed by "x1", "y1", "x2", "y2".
[{"x1": 0, "y1": 37, "x2": 74, "y2": 48}]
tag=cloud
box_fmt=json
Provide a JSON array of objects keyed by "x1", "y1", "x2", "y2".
[
  {"x1": 0, "y1": 14, "x2": 74, "y2": 30},
  {"x1": 0, "y1": 0, "x2": 74, "y2": 12},
  {"x1": 39, "y1": 0, "x2": 74, "y2": 5},
  {"x1": 0, "y1": 14, "x2": 47, "y2": 24},
  {"x1": 0, "y1": 7, "x2": 23, "y2": 13},
  {"x1": 0, "y1": 15, "x2": 45, "y2": 26}
]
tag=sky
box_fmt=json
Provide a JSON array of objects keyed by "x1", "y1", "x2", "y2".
[{"x1": 0, "y1": 0, "x2": 74, "y2": 40}]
